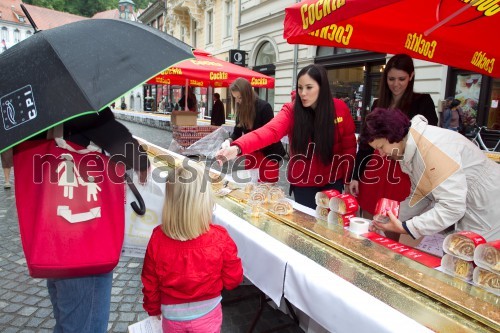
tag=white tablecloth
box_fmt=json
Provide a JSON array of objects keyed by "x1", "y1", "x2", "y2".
[{"x1": 213, "y1": 205, "x2": 295, "y2": 305}]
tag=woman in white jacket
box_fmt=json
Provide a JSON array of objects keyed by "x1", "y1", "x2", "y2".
[{"x1": 359, "y1": 108, "x2": 499, "y2": 241}]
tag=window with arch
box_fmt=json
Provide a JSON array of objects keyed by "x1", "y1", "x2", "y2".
[
  {"x1": 14, "y1": 29, "x2": 20, "y2": 43},
  {"x1": 1, "y1": 27, "x2": 8, "y2": 43},
  {"x1": 255, "y1": 42, "x2": 276, "y2": 66},
  {"x1": 254, "y1": 41, "x2": 276, "y2": 109},
  {"x1": 25, "y1": 30, "x2": 32, "y2": 39}
]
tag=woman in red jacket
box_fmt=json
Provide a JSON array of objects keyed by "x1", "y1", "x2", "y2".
[
  {"x1": 141, "y1": 162, "x2": 243, "y2": 332},
  {"x1": 217, "y1": 64, "x2": 357, "y2": 209}
]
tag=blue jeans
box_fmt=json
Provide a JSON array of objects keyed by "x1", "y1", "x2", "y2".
[{"x1": 47, "y1": 272, "x2": 113, "y2": 333}]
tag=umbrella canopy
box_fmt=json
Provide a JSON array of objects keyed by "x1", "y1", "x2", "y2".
[
  {"x1": 0, "y1": 19, "x2": 193, "y2": 153},
  {"x1": 147, "y1": 49, "x2": 275, "y2": 88},
  {"x1": 284, "y1": 0, "x2": 499, "y2": 78}
]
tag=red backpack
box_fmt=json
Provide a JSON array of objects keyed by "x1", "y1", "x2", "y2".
[{"x1": 13, "y1": 139, "x2": 125, "y2": 278}]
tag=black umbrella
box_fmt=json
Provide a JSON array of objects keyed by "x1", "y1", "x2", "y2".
[{"x1": 0, "y1": 16, "x2": 193, "y2": 153}]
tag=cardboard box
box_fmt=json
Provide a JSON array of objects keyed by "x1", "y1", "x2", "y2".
[{"x1": 171, "y1": 111, "x2": 198, "y2": 126}]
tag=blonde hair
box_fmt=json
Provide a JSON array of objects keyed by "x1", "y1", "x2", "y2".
[
  {"x1": 162, "y1": 161, "x2": 214, "y2": 241},
  {"x1": 230, "y1": 77, "x2": 256, "y2": 130}
]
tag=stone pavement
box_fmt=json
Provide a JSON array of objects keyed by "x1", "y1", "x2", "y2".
[{"x1": 0, "y1": 117, "x2": 302, "y2": 332}]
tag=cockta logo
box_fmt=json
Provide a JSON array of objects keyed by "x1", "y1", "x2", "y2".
[
  {"x1": 308, "y1": 23, "x2": 353, "y2": 45},
  {"x1": 404, "y1": 33, "x2": 437, "y2": 59},
  {"x1": 192, "y1": 59, "x2": 223, "y2": 67},
  {"x1": 189, "y1": 80, "x2": 204, "y2": 87},
  {"x1": 300, "y1": 0, "x2": 346, "y2": 30},
  {"x1": 471, "y1": 51, "x2": 495, "y2": 74},
  {"x1": 209, "y1": 71, "x2": 228, "y2": 80},
  {"x1": 251, "y1": 78, "x2": 268, "y2": 86},
  {"x1": 161, "y1": 67, "x2": 182, "y2": 75},
  {"x1": 155, "y1": 77, "x2": 171, "y2": 85},
  {"x1": 459, "y1": 0, "x2": 499, "y2": 17}
]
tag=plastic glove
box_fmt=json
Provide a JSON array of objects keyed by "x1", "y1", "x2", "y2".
[{"x1": 221, "y1": 139, "x2": 231, "y2": 149}]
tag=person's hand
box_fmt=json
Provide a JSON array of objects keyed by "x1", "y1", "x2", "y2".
[
  {"x1": 221, "y1": 139, "x2": 231, "y2": 149},
  {"x1": 347, "y1": 180, "x2": 359, "y2": 197},
  {"x1": 371, "y1": 211, "x2": 406, "y2": 235},
  {"x1": 216, "y1": 146, "x2": 239, "y2": 166}
]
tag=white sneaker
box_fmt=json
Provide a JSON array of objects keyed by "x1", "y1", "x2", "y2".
[{"x1": 4, "y1": 181, "x2": 11, "y2": 189}]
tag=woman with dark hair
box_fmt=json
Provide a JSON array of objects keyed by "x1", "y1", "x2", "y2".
[
  {"x1": 217, "y1": 65, "x2": 356, "y2": 209},
  {"x1": 348, "y1": 54, "x2": 438, "y2": 221},
  {"x1": 361, "y1": 108, "x2": 499, "y2": 241},
  {"x1": 220, "y1": 78, "x2": 286, "y2": 183}
]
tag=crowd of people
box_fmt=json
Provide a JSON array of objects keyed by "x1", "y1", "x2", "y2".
[{"x1": 4, "y1": 53, "x2": 498, "y2": 332}]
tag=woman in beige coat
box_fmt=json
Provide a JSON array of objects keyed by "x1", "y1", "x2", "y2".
[{"x1": 360, "y1": 108, "x2": 499, "y2": 241}]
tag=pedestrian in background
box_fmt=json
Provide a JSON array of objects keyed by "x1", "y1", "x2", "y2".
[
  {"x1": 1, "y1": 148, "x2": 13, "y2": 189},
  {"x1": 221, "y1": 77, "x2": 286, "y2": 183},
  {"x1": 348, "y1": 53, "x2": 438, "y2": 227},
  {"x1": 177, "y1": 87, "x2": 198, "y2": 112},
  {"x1": 141, "y1": 162, "x2": 243, "y2": 332},
  {"x1": 217, "y1": 65, "x2": 356, "y2": 209},
  {"x1": 211, "y1": 92, "x2": 226, "y2": 126},
  {"x1": 442, "y1": 98, "x2": 463, "y2": 132}
]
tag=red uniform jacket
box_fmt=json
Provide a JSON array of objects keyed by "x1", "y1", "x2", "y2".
[
  {"x1": 141, "y1": 224, "x2": 243, "y2": 316},
  {"x1": 233, "y1": 99, "x2": 356, "y2": 187}
]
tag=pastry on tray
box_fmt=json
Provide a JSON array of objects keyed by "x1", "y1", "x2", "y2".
[
  {"x1": 474, "y1": 241, "x2": 500, "y2": 272},
  {"x1": 473, "y1": 266, "x2": 499, "y2": 295},
  {"x1": 269, "y1": 199, "x2": 293, "y2": 216},
  {"x1": 441, "y1": 254, "x2": 474, "y2": 281},
  {"x1": 268, "y1": 187, "x2": 285, "y2": 202},
  {"x1": 443, "y1": 231, "x2": 486, "y2": 261}
]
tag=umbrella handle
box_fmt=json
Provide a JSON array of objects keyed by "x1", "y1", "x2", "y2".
[
  {"x1": 20, "y1": 4, "x2": 40, "y2": 33},
  {"x1": 125, "y1": 174, "x2": 146, "y2": 216}
]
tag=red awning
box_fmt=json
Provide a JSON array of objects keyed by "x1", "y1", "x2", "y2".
[
  {"x1": 147, "y1": 49, "x2": 275, "y2": 88},
  {"x1": 284, "y1": 0, "x2": 499, "y2": 78}
]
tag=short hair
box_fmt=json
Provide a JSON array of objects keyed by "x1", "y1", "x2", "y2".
[
  {"x1": 162, "y1": 161, "x2": 214, "y2": 241},
  {"x1": 450, "y1": 99, "x2": 461, "y2": 108},
  {"x1": 214, "y1": 93, "x2": 220, "y2": 99},
  {"x1": 359, "y1": 108, "x2": 411, "y2": 146}
]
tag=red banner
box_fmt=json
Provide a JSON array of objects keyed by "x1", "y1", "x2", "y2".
[{"x1": 364, "y1": 232, "x2": 442, "y2": 268}]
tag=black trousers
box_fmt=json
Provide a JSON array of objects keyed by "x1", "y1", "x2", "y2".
[{"x1": 290, "y1": 179, "x2": 344, "y2": 209}]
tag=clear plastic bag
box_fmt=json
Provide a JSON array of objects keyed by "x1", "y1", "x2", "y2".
[{"x1": 169, "y1": 127, "x2": 229, "y2": 158}]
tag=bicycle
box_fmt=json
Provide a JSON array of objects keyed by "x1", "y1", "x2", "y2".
[{"x1": 469, "y1": 125, "x2": 500, "y2": 152}]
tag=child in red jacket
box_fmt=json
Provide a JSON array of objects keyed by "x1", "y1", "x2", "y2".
[{"x1": 141, "y1": 162, "x2": 243, "y2": 332}]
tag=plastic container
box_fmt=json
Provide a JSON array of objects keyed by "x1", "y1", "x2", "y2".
[
  {"x1": 315, "y1": 189, "x2": 340, "y2": 208},
  {"x1": 269, "y1": 199, "x2": 293, "y2": 216},
  {"x1": 441, "y1": 254, "x2": 474, "y2": 281},
  {"x1": 373, "y1": 198, "x2": 399, "y2": 224},
  {"x1": 327, "y1": 211, "x2": 356, "y2": 227},
  {"x1": 329, "y1": 194, "x2": 358, "y2": 214},
  {"x1": 473, "y1": 240, "x2": 500, "y2": 273},
  {"x1": 473, "y1": 266, "x2": 499, "y2": 295},
  {"x1": 443, "y1": 231, "x2": 486, "y2": 261},
  {"x1": 316, "y1": 206, "x2": 330, "y2": 221}
]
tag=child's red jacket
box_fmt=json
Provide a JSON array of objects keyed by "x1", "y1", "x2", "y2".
[{"x1": 141, "y1": 224, "x2": 243, "y2": 316}]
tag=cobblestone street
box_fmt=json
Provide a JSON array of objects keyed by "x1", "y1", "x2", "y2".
[{"x1": 0, "y1": 119, "x2": 302, "y2": 333}]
